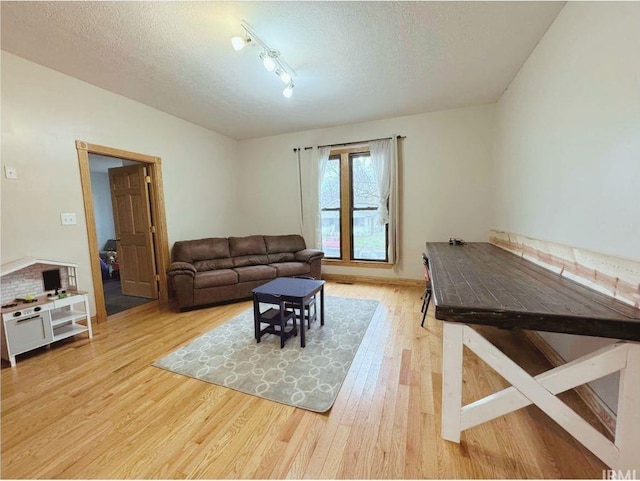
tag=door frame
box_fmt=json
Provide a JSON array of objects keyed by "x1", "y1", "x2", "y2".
[{"x1": 76, "y1": 140, "x2": 170, "y2": 323}]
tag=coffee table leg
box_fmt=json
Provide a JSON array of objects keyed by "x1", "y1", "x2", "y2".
[
  {"x1": 299, "y1": 300, "x2": 306, "y2": 348},
  {"x1": 252, "y1": 295, "x2": 260, "y2": 341},
  {"x1": 320, "y1": 286, "x2": 325, "y2": 326}
]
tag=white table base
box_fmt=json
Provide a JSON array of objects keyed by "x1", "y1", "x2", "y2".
[{"x1": 442, "y1": 321, "x2": 639, "y2": 472}]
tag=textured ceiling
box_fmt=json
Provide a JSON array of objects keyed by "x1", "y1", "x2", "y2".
[{"x1": 1, "y1": 1, "x2": 564, "y2": 140}]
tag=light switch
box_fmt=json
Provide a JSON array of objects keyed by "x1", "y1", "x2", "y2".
[
  {"x1": 4, "y1": 166, "x2": 17, "y2": 179},
  {"x1": 61, "y1": 213, "x2": 77, "y2": 225}
]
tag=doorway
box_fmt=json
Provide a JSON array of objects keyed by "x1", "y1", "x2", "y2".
[
  {"x1": 89, "y1": 157, "x2": 155, "y2": 315},
  {"x1": 76, "y1": 141, "x2": 170, "y2": 323}
]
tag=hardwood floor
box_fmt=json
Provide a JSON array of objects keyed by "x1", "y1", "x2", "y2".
[{"x1": 1, "y1": 282, "x2": 609, "y2": 478}]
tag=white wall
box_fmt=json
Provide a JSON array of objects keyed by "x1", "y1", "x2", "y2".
[
  {"x1": 493, "y1": 2, "x2": 640, "y2": 411},
  {"x1": 237, "y1": 104, "x2": 497, "y2": 280},
  {"x1": 494, "y1": 2, "x2": 640, "y2": 260},
  {"x1": 1, "y1": 52, "x2": 240, "y2": 314}
]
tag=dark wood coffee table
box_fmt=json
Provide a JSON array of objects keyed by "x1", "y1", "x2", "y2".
[{"x1": 252, "y1": 277, "x2": 325, "y2": 348}]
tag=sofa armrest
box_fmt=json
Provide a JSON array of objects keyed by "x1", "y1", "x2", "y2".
[
  {"x1": 295, "y1": 249, "x2": 325, "y2": 263},
  {"x1": 167, "y1": 261, "x2": 197, "y2": 278}
]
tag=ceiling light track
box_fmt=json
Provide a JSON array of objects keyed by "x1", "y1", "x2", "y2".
[{"x1": 231, "y1": 20, "x2": 296, "y2": 98}]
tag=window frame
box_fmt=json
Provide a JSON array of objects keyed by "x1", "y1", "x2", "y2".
[
  {"x1": 320, "y1": 154, "x2": 342, "y2": 260},
  {"x1": 321, "y1": 146, "x2": 392, "y2": 268},
  {"x1": 349, "y1": 152, "x2": 389, "y2": 263}
]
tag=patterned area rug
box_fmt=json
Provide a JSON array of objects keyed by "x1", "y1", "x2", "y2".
[{"x1": 153, "y1": 296, "x2": 380, "y2": 412}]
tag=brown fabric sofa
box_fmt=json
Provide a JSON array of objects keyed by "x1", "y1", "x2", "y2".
[{"x1": 167, "y1": 234, "x2": 324, "y2": 310}]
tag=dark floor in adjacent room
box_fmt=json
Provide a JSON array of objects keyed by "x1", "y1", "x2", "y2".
[{"x1": 103, "y1": 278, "x2": 153, "y2": 316}]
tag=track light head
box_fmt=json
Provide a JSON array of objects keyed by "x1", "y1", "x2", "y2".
[
  {"x1": 283, "y1": 82, "x2": 294, "y2": 98},
  {"x1": 260, "y1": 52, "x2": 276, "y2": 72},
  {"x1": 231, "y1": 35, "x2": 251, "y2": 51},
  {"x1": 276, "y1": 68, "x2": 291, "y2": 84}
]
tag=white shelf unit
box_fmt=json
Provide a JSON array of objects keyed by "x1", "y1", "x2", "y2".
[
  {"x1": 1, "y1": 292, "x2": 92, "y2": 367},
  {"x1": 49, "y1": 294, "x2": 92, "y2": 342},
  {"x1": 1, "y1": 257, "x2": 93, "y2": 367}
]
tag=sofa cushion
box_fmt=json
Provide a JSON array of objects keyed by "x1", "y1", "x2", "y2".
[
  {"x1": 234, "y1": 265, "x2": 277, "y2": 283},
  {"x1": 270, "y1": 262, "x2": 311, "y2": 277},
  {"x1": 264, "y1": 234, "x2": 306, "y2": 254},
  {"x1": 173, "y1": 237, "x2": 230, "y2": 264},
  {"x1": 267, "y1": 252, "x2": 296, "y2": 263},
  {"x1": 194, "y1": 269, "x2": 238, "y2": 289},
  {"x1": 194, "y1": 258, "x2": 234, "y2": 271},
  {"x1": 229, "y1": 235, "x2": 268, "y2": 257},
  {"x1": 233, "y1": 254, "x2": 270, "y2": 268}
]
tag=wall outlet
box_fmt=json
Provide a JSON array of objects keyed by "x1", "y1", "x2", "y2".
[
  {"x1": 60, "y1": 213, "x2": 77, "y2": 225},
  {"x1": 4, "y1": 166, "x2": 18, "y2": 179}
]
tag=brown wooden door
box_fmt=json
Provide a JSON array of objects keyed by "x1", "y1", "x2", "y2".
[{"x1": 108, "y1": 165, "x2": 158, "y2": 299}]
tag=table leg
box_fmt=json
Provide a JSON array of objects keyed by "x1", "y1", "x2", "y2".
[
  {"x1": 442, "y1": 321, "x2": 464, "y2": 442},
  {"x1": 299, "y1": 299, "x2": 306, "y2": 348},
  {"x1": 615, "y1": 343, "x2": 640, "y2": 471},
  {"x1": 252, "y1": 295, "x2": 260, "y2": 341},
  {"x1": 320, "y1": 286, "x2": 325, "y2": 326}
]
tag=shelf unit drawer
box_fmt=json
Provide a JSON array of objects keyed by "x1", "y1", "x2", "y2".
[{"x1": 4, "y1": 312, "x2": 53, "y2": 356}]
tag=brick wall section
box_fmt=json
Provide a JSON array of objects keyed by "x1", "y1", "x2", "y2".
[{"x1": 1, "y1": 264, "x2": 70, "y2": 304}]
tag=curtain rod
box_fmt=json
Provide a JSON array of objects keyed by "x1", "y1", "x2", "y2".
[{"x1": 293, "y1": 135, "x2": 406, "y2": 152}]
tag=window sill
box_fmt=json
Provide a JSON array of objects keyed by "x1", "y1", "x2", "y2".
[{"x1": 322, "y1": 259, "x2": 394, "y2": 269}]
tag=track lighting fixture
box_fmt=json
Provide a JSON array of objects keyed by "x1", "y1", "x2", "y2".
[{"x1": 231, "y1": 21, "x2": 296, "y2": 98}]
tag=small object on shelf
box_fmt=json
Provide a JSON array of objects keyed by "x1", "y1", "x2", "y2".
[{"x1": 14, "y1": 297, "x2": 38, "y2": 304}]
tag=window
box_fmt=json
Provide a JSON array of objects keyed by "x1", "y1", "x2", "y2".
[{"x1": 320, "y1": 147, "x2": 389, "y2": 263}]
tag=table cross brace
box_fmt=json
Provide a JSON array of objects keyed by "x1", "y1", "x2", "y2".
[{"x1": 442, "y1": 322, "x2": 640, "y2": 471}]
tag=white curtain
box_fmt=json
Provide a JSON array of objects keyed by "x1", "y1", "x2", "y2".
[
  {"x1": 370, "y1": 137, "x2": 399, "y2": 264},
  {"x1": 370, "y1": 139, "x2": 392, "y2": 225},
  {"x1": 298, "y1": 146, "x2": 331, "y2": 249}
]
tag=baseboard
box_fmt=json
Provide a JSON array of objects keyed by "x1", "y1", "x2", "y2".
[
  {"x1": 321, "y1": 273, "x2": 423, "y2": 287},
  {"x1": 523, "y1": 330, "x2": 616, "y2": 438}
]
